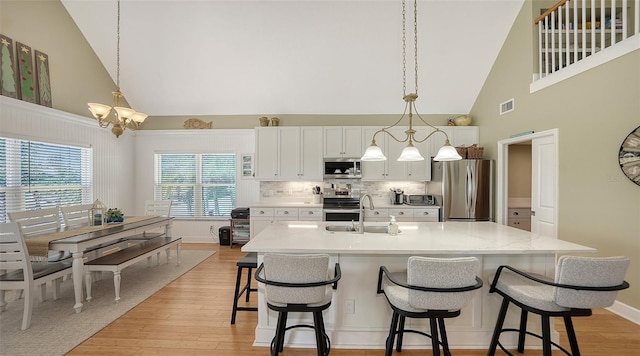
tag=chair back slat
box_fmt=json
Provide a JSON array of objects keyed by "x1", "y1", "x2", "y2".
[
  {"x1": 61, "y1": 204, "x2": 92, "y2": 228},
  {"x1": 8, "y1": 207, "x2": 61, "y2": 237},
  {"x1": 407, "y1": 256, "x2": 479, "y2": 310},
  {"x1": 145, "y1": 200, "x2": 172, "y2": 216},
  {"x1": 0, "y1": 222, "x2": 32, "y2": 280},
  {"x1": 554, "y1": 256, "x2": 630, "y2": 309}
]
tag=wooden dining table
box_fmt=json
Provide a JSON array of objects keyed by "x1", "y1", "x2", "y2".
[{"x1": 26, "y1": 216, "x2": 173, "y2": 313}]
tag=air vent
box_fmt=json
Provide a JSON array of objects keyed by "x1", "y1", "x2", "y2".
[{"x1": 500, "y1": 99, "x2": 514, "y2": 115}]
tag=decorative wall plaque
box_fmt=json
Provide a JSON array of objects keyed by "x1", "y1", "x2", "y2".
[
  {"x1": 0, "y1": 34, "x2": 18, "y2": 99},
  {"x1": 183, "y1": 118, "x2": 213, "y2": 129}
]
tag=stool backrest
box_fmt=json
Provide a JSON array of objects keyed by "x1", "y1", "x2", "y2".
[
  {"x1": 554, "y1": 255, "x2": 629, "y2": 309},
  {"x1": 61, "y1": 204, "x2": 93, "y2": 228},
  {"x1": 262, "y1": 253, "x2": 330, "y2": 305},
  {"x1": 8, "y1": 207, "x2": 61, "y2": 238},
  {"x1": 407, "y1": 256, "x2": 479, "y2": 310}
]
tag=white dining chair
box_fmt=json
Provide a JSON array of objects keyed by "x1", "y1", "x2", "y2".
[
  {"x1": 8, "y1": 207, "x2": 69, "y2": 262},
  {"x1": 60, "y1": 204, "x2": 93, "y2": 228},
  {"x1": 0, "y1": 222, "x2": 72, "y2": 330}
]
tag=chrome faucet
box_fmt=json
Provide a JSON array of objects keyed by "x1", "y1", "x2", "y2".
[{"x1": 358, "y1": 194, "x2": 375, "y2": 233}]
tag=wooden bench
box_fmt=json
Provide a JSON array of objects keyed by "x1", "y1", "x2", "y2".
[{"x1": 84, "y1": 236, "x2": 182, "y2": 303}]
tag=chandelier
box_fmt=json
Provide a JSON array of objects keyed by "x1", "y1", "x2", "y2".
[
  {"x1": 87, "y1": 0, "x2": 147, "y2": 138},
  {"x1": 361, "y1": 0, "x2": 462, "y2": 162}
]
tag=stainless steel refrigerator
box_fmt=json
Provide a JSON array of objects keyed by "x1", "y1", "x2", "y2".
[{"x1": 431, "y1": 159, "x2": 493, "y2": 221}]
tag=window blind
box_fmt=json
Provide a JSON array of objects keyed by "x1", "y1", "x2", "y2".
[
  {"x1": 0, "y1": 137, "x2": 93, "y2": 223},
  {"x1": 154, "y1": 153, "x2": 236, "y2": 218}
]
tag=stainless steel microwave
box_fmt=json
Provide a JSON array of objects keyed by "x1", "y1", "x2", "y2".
[
  {"x1": 403, "y1": 194, "x2": 437, "y2": 206},
  {"x1": 323, "y1": 158, "x2": 361, "y2": 179}
]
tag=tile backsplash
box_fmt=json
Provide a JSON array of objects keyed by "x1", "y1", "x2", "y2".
[{"x1": 259, "y1": 180, "x2": 429, "y2": 200}]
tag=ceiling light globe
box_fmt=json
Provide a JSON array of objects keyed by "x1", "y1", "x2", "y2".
[
  {"x1": 88, "y1": 103, "x2": 112, "y2": 119},
  {"x1": 361, "y1": 144, "x2": 387, "y2": 161},
  {"x1": 114, "y1": 106, "x2": 135, "y2": 121},
  {"x1": 397, "y1": 146, "x2": 424, "y2": 161},
  {"x1": 131, "y1": 112, "x2": 148, "y2": 123},
  {"x1": 433, "y1": 144, "x2": 463, "y2": 161}
]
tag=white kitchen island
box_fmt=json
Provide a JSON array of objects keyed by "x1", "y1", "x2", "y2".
[{"x1": 242, "y1": 221, "x2": 596, "y2": 351}]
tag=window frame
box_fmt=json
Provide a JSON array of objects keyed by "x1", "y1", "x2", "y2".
[{"x1": 154, "y1": 152, "x2": 237, "y2": 220}]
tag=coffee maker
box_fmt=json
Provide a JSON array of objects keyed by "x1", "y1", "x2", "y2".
[{"x1": 389, "y1": 188, "x2": 404, "y2": 205}]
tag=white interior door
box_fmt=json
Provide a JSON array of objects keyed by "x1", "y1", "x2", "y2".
[
  {"x1": 497, "y1": 129, "x2": 558, "y2": 238},
  {"x1": 531, "y1": 134, "x2": 558, "y2": 237}
]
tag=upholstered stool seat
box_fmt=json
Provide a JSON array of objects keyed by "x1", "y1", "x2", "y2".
[
  {"x1": 230, "y1": 252, "x2": 258, "y2": 324},
  {"x1": 487, "y1": 256, "x2": 630, "y2": 356},
  {"x1": 377, "y1": 256, "x2": 482, "y2": 356},
  {"x1": 255, "y1": 253, "x2": 341, "y2": 356}
]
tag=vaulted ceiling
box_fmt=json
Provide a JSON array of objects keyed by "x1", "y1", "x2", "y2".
[{"x1": 62, "y1": 0, "x2": 524, "y2": 117}]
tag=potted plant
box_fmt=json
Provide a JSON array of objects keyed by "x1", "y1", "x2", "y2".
[{"x1": 105, "y1": 208, "x2": 124, "y2": 223}]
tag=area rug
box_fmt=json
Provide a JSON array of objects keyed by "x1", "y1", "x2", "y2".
[{"x1": 0, "y1": 249, "x2": 214, "y2": 356}]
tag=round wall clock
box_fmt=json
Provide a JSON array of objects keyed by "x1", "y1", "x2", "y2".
[{"x1": 619, "y1": 126, "x2": 640, "y2": 186}]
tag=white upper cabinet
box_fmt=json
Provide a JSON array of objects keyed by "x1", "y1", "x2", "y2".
[
  {"x1": 429, "y1": 126, "x2": 479, "y2": 158},
  {"x1": 324, "y1": 127, "x2": 362, "y2": 158},
  {"x1": 257, "y1": 126, "x2": 478, "y2": 181},
  {"x1": 255, "y1": 127, "x2": 279, "y2": 180},
  {"x1": 299, "y1": 127, "x2": 323, "y2": 180},
  {"x1": 255, "y1": 127, "x2": 323, "y2": 181}
]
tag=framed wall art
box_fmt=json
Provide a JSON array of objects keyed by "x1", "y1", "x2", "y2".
[
  {"x1": 241, "y1": 154, "x2": 254, "y2": 178},
  {"x1": 0, "y1": 34, "x2": 18, "y2": 99},
  {"x1": 15, "y1": 41, "x2": 37, "y2": 104},
  {"x1": 34, "y1": 50, "x2": 51, "y2": 107}
]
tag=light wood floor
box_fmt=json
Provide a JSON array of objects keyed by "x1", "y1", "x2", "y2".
[{"x1": 69, "y1": 243, "x2": 640, "y2": 355}]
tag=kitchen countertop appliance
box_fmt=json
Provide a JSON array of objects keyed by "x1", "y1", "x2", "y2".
[
  {"x1": 403, "y1": 194, "x2": 437, "y2": 206},
  {"x1": 390, "y1": 188, "x2": 404, "y2": 205},
  {"x1": 431, "y1": 159, "x2": 493, "y2": 221}
]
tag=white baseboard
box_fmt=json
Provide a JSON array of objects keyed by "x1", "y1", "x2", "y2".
[{"x1": 607, "y1": 300, "x2": 640, "y2": 325}]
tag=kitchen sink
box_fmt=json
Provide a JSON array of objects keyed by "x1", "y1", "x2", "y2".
[{"x1": 324, "y1": 225, "x2": 390, "y2": 233}]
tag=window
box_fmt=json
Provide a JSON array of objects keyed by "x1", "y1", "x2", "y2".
[
  {"x1": 0, "y1": 137, "x2": 93, "y2": 223},
  {"x1": 154, "y1": 153, "x2": 236, "y2": 218}
]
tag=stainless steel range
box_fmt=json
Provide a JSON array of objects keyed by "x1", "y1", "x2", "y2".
[{"x1": 322, "y1": 195, "x2": 360, "y2": 222}]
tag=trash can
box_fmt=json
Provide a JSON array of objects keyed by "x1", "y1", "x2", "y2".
[{"x1": 219, "y1": 226, "x2": 231, "y2": 246}]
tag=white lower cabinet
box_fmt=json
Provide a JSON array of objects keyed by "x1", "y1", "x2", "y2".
[
  {"x1": 389, "y1": 207, "x2": 413, "y2": 222},
  {"x1": 412, "y1": 208, "x2": 440, "y2": 222},
  {"x1": 507, "y1": 208, "x2": 531, "y2": 231},
  {"x1": 364, "y1": 208, "x2": 390, "y2": 222},
  {"x1": 252, "y1": 206, "x2": 441, "y2": 236},
  {"x1": 250, "y1": 207, "x2": 322, "y2": 237},
  {"x1": 250, "y1": 208, "x2": 274, "y2": 238},
  {"x1": 298, "y1": 207, "x2": 323, "y2": 221}
]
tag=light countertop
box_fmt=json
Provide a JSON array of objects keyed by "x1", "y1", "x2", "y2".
[{"x1": 242, "y1": 221, "x2": 596, "y2": 255}]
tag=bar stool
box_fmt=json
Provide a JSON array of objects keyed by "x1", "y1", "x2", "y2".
[
  {"x1": 254, "y1": 253, "x2": 341, "y2": 356},
  {"x1": 230, "y1": 252, "x2": 258, "y2": 324},
  {"x1": 377, "y1": 256, "x2": 482, "y2": 356},
  {"x1": 487, "y1": 256, "x2": 630, "y2": 356}
]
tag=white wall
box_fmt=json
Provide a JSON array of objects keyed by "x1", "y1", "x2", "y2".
[
  {"x1": 0, "y1": 96, "x2": 136, "y2": 214},
  {"x1": 134, "y1": 129, "x2": 259, "y2": 243}
]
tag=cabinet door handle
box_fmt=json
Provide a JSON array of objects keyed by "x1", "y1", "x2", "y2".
[
  {"x1": 423, "y1": 212, "x2": 429, "y2": 215},
  {"x1": 284, "y1": 211, "x2": 289, "y2": 214},
  {"x1": 374, "y1": 211, "x2": 379, "y2": 215},
  {"x1": 399, "y1": 212, "x2": 404, "y2": 215}
]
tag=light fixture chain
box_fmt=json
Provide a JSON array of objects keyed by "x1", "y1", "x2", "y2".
[
  {"x1": 116, "y1": 0, "x2": 120, "y2": 90},
  {"x1": 401, "y1": 0, "x2": 406, "y2": 97},
  {"x1": 413, "y1": 0, "x2": 418, "y2": 95}
]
